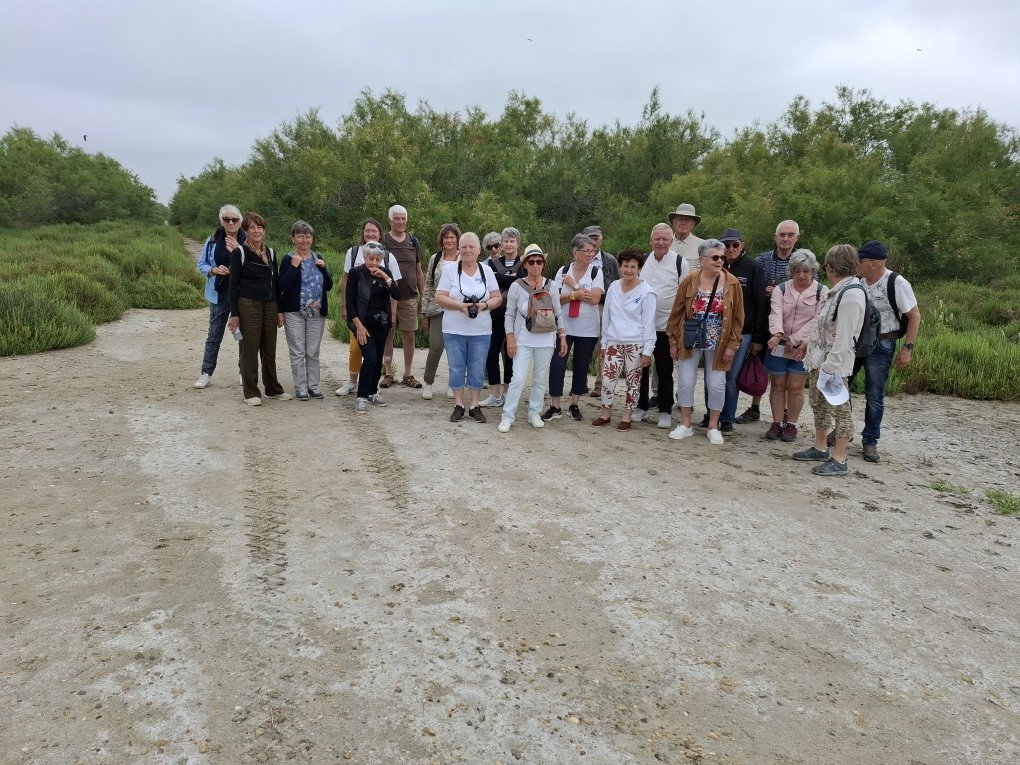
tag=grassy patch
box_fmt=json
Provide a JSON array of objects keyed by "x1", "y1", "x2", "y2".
[
  {"x1": 931, "y1": 479, "x2": 972, "y2": 494},
  {"x1": 0, "y1": 222, "x2": 203, "y2": 355},
  {"x1": 985, "y1": 489, "x2": 1020, "y2": 516}
]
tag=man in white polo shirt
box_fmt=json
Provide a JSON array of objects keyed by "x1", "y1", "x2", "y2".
[{"x1": 634, "y1": 223, "x2": 690, "y2": 428}]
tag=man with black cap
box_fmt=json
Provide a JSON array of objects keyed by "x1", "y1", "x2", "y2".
[
  {"x1": 582, "y1": 225, "x2": 620, "y2": 398},
  {"x1": 668, "y1": 203, "x2": 704, "y2": 271},
  {"x1": 851, "y1": 240, "x2": 920, "y2": 463},
  {"x1": 709, "y1": 228, "x2": 768, "y2": 432}
]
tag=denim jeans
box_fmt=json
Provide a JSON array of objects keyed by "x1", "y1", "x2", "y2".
[
  {"x1": 719, "y1": 333, "x2": 753, "y2": 424},
  {"x1": 853, "y1": 338, "x2": 895, "y2": 446},
  {"x1": 200, "y1": 298, "x2": 232, "y2": 376},
  {"x1": 444, "y1": 333, "x2": 490, "y2": 391},
  {"x1": 548, "y1": 335, "x2": 598, "y2": 398},
  {"x1": 502, "y1": 345, "x2": 555, "y2": 424}
]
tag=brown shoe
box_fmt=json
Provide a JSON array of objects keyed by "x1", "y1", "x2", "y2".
[
  {"x1": 592, "y1": 416, "x2": 611, "y2": 427},
  {"x1": 401, "y1": 375, "x2": 423, "y2": 389},
  {"x1": 862, "y1": 444, "x2": 880, "y2": 463},
  {"x1": 616, "y1": 420, "x2": 632, "y2": 431},
  {"x1": 589, "y1": 382, "x2": 603, "y2": 398},
  {"x1": 379, "y1": 374, "x2": 394, "y2": 389}
]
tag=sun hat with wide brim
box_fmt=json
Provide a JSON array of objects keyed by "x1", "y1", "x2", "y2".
[{"x1": 667, "y1": 203, "x2": 702, "y2": 225}]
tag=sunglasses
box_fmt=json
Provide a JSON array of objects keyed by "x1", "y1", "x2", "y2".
[
  {"x1": 525, "y1": 259, "x2": 544, "y2": 266},
  {"x1": 221, "y1": 217, "x2": 240, "y2": 224},
  {"x1": 704, "y1": 254, "x2": 725, "y2": 262},
  {"x1": 485, "y1": 243, "x2": 501, "y2": 251},
  {"x1": 723, "y1": 241, "x2": 742, "y2": 249}
]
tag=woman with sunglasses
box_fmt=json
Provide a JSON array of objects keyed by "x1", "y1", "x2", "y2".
[
  {"x1": 666, "y1": 239, "x2": 745, "y2": 444},
  {"x1": 194, "y1": 204, "x2": 245, "y2": 389},
  {"x1": 479, "y1": 227, "x2": 524, "y2": 408},
  {"x1": 420, "y1": 223, "x2": 462, "y2": 400},
  {"x1": 497, "y1": 245, "x2": 567, "y2": 432}
]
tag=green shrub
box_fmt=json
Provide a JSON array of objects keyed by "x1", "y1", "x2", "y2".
[
  {"x1": 0, "y1": 282, "x2": 95, "y2": 355},
  {"x1": 986, "y1": 489, "x2": 1020, "y2": 516},
  {"x1": 132, "y1": 274, "x2": 206, "y2": 309},
  {"x1": 17, "y1": 272, "x2": 124, "y2": 323}
]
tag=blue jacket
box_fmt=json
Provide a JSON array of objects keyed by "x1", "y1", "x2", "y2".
[
  {"x1": 278, "y1": 252, "x2": 334, "y2": 316},
  {"x1": 197, "y1": 226, "x2": 246, "y2": 305}
]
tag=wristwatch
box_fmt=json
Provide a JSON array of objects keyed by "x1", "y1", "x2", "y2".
[{"x1": 903, "y1": 342, "x2": 915, "y2": 350}]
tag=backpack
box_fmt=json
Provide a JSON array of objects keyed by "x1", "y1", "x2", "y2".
[
  {"x1": 779, "y1": 280, "x2": 822, "y2": 303},
  {"x1": 516, "y1": 277, "x2": 558, "y2": 333},
  {"x1": 557, "y1": 264, "x2": 599, "y2": 288},
  {"x1": 832, "y1": 282, "x2": 882, "y2": 358},
  {"x1": 887, "y1": 271, "x2": 908, "y2": 339}
]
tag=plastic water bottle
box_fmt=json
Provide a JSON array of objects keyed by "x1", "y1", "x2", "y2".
[{"x1": 232, "y1": 327, "x2": 243, "y2": 342}]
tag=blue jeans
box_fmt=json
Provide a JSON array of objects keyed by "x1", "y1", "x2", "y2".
[
  {"x1": 853, "y1": 338, "x2": 895, "y2": 446},
  {"x1": 200, "y1": 298, "x2": 231, "y2": 376},
  {"x1": 502, "y1": 345, "x2": 555, "y2": 424},
  {"x1": 548, "y1": 335, "x2": 598, "y2": 398},
  {"x1": 719, "y1": 333, "x2": 753, "y2": 424},
  {"x1": 444, "y1": 333, "x2": 490, "y2": 391}
]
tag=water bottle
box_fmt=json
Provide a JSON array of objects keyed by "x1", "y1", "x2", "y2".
[{"x1": 232, "y1": 327, "x2": 243, "y2": 342}]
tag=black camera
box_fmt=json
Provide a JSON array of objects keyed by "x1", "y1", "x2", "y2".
[
  {"x1": 372, "y1": 311, "x2": 391, "y2": 328},
  {"x1": 464, "y1": 295, "x2": 481, "y2": 319}
]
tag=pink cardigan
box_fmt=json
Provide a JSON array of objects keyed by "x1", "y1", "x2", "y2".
[{"x1": 769, "y1": 279, "x2": 829, "y2": 347}]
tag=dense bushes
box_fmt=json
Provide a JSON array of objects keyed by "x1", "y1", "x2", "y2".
[
  {"x1": 0, "y1": 128, "x2": 165, "y2": 227},
  {"x1": 0, "y1": 222, "x2": 204, "y2": 356}
]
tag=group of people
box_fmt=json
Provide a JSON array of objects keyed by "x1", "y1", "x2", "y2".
[{"x1": 194, "y1": 201, "x2": 920, "y2": 476}]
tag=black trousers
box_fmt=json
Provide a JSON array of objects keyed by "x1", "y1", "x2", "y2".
[
  {"x1": 486, "y1": 310, "x2": 513, "y2": 386},
  {"x1": 638, "y1": 331, "x2": 673, "y2": 413},
  {"x1": 357, "y1": 320, "x2": 389, "y2": 399}
]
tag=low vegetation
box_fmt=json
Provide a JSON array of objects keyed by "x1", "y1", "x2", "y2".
[
  {"x1": 985, "y1": 489, "x2": 1020, "y2": 517},
  {"x1": 0, "y1": 222, "x2": 203, "y2": 355}
]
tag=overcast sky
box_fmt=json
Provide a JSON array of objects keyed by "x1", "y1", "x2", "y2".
[{"x1": 3, "y1": 0, "x2": 1018, "y2": 204}]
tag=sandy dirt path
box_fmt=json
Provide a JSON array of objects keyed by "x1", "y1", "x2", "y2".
[{"x1": 1, "y1": 300, "x2": 1018, "y2": 765}]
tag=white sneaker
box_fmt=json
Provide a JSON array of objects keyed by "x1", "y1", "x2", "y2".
[
  {"x1": 421, "y1": 384, "x2": 433, "y2": 400},
  {"x1": 529, "y1": 415, "x2": 545, "y2": 429},
  {"x1": 446, "y1": 388, "x2": 455, "y2": 399},
  {"x1": 657, "y1": 412, "x2": 672, "y2": 429},
  {"x1": 707, "y1": 428, "x2": 725, "y2": 445},
  {"x1": 479, "y1": 394, "x2": 505, "y2": 407},
  {"x1": 244, "y1": 397, "x2": 262, "y2": 406},
  {"x1": 669, "y1": 424, "x2": 695, "y2": 440},
  {"x1": 335, "y1": 380, "x2": 356, "y2": 396},
  {"x1": 355, "y1": 398, "x2": 368, "y2": 414},
  {"x1": 194, "y1": 373, "x2": 211, "y2": 389},
  {"x1": 631, "y1": 408, "x2": 646, "y2": 422},
  {"x1": 497, "y1": 418, "x2": 512, "y2": 433},
  {"x1": 266, "y1": 392, "x2": 292, "y2": 401}
]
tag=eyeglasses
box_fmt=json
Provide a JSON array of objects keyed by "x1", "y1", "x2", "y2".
[
  {"x1": 221, "y1": 217, "x2": 239, "y2": 224},
  {"x1": 576, "y1": 249, "x2": 595, "y2": 255},
  {"x1": 485, "y1": 244, "x2": 501, "y2": 251},
  {"x1": 723, "y1": 241, "x2": 742, "y2": 249},
  {"x1": 525, "y1": 259, "x2": 544, "y2": 266},
  {"x1": 704, "y1": 254, "x2": 725, "y2": 262}
]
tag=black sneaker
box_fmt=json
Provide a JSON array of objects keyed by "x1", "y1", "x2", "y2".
[
  {"x1": 541, "y1": 406, "x2": 562, "y2": 421},
  {"x1": 647, "y1": 396, "x2": 659, "y2": 409},
  {"x1": 697, "y1": 414, "x2": 710, "y2": 429},
  {"x1": 720, "y1": 421, "x2": 734, "y2": 434},
  {"x1": 450, "y1": 405, "x2": 465, "y2": 422},
  {"x1": 735, "y1": 406, "x2": 760, "y2": 424},
  {"x1": 468, "y1": 406, "x2": 486, "y2": 423},
  {"x1": 568, "y1": 404, "x2": 583, "y2": 421}
]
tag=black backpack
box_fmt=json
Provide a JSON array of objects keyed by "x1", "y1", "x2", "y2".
[
  {"x1": 833, "y1": 282, "x2": 882, "y2": 358},
  {"x1": 886, "y1": 271, "x2": 908, "y2": 339}
]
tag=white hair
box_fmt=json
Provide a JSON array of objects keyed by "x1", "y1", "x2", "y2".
[
  {"x1": 388, "y1": 204, "x2": 407, "y2": 219},
  {"x1": 775, "y1": 219, "x2": 800, "y2": 235},
  {"x1": 459, "y1": 232, "x2": 481, "y2": 248},
  {"x1": 651, "y1": 222, "x2": 672, "y2": 236},
  {"x1": 219, "y1": 204, "x2": 241, "y2": 221}
]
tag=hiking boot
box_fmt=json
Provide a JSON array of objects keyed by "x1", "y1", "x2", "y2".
[
  {"x1": 450, "y1": 405, "x2": 465, "y2": 422},
  {"x1": 568, "y1": 404, "x2": 583, "y2": 421},
  {"x1": 812, "y1": 457, "x2": 849, "y2": 476},
  {"x1": 780, "y1": 423, "x2": 799, "y2": 442},
  {"x1": 468, "y1": 406, "x2": 486, "y2": 423},
  {"x1": 541, "y1": 406, "x2": 562, "y2": 421},
  {"x1": 765, "y1": 422, "x2": 784, "y2": 440},
  {"x1": 793, "y1": 446, "x2": 829, "y2": 461},
  {"x1": 863, "y1": 444, "x2": 880, "y2": 463},
  {"x1": 735, "y1": 405, "x2": 760, "y2": 423}
]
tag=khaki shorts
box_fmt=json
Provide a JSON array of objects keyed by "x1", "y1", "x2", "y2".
[{"x1": 396, "y1": 297, "x2": 419, "y2": 332}]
